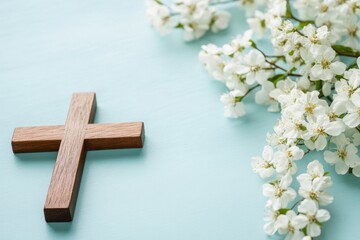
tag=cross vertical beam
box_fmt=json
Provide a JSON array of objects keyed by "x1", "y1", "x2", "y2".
[{"x1": 44, "y1": 93, "x2": 96, "y2": 222}]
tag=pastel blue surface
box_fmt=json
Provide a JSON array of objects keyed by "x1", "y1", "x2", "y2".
[{"x1": 1, "y1": 1, "x2": 360, "y2": 240}]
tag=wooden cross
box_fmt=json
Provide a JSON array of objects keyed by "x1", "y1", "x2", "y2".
[{"x1": 12, "y1": 92, "x2": 145, "y2": 222}]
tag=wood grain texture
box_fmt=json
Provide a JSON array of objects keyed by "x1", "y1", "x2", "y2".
[
  {"x1": 84, "y1": 122, "x2": 145, "y2": 150},
  {"x1": 11, "y1": 122, "x2": 145, "y2": 152},
  {"x1": 11, "y1": 92, "x2": 145, "y2": 222},
  {"x1": 12, "y1": 125, "x2": 64, "y2": 152},
  {"x1": 44, "y1": 92, "x2": 96, "y2": 222}
]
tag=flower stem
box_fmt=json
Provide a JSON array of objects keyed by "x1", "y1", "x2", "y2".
[
  {"x1": 240, "y1": 84, "x2": 260, "y2": 101},
  {"x1": 304, "y1": 149, "x2": 311, "y2": 155},
  {"x1": 252, "y1": 45, "x2": 302, "y2": 77},
  {"x1": 291, "y1": 198, "x2": 304, "y2": 209},
  {"x1": 265, "y1": 60, "x2": 302, "y2": 77}
]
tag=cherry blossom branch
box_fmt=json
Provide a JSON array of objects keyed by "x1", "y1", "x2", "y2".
[
  {"x1": 251, "y1": 45, "x2": 302, "y2": 77},
  {"x1": 151, "y1": 0, "x2": 360, "y2": 239},
  {"x1": 265, "y1": 60, "x2": 302, "y2": 77}
]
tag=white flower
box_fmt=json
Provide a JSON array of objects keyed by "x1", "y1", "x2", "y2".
[
  {"x1": 304, "y1": 115, "x2": 345, "y2": 151},
  {"x1": 239, "y1": 0, "x2": 265, "y2": 17},
  {"x1": 297, "y1": 76, "x2": 311, "y2": 91},
  {"x1": 341, "y1": 15, "x2": 360, "y2": 49},
  {"x1": 269, "y1": 79, "x2": 297, "y2": 102},
  {"x1": 282, "y1": 32, "x2": 307, "y2": 65},
  {"x1": 296, "y1": 91, "x2": 328, "y2": 118},
  {"x1": 252, "y1": 145, "x2": 275, "y2": 178},
  {"x1": 247, "y1": 10, "x2": 267, "y2": 38},
  {"x1": 182, "y1": 12, "x2": 211, "y2": 41},
  {"x1": 309, "y1": 45, "x2": 346, "y2": 81},
  {"x1": 293, "y1": 0, "x2": 319, "y2": 19},
  {"x1": 172, "y1": 0, "x2": 210, "y2": 18},
  {"x1": 230, "y1": 49, "x2": 271, "y2": 85},
  {"x1": 280, "y1": 115, "x2": 307, "y2": 140},
  {"x1": 352, "y1": 131, "x2": 360, "y2": 147},
  {"x1": 199, "y1": 44, "x2": 226, "y2": 81},
  {"x1": 297, "y1": 160, "x2": 332, "y2": 188},
  {"x1": 298, "y1": 199, "x2": 331, "y2": 237},
  {"x1": 274, "y1": 146, "x2": 304, "y2": 174},
  {"x1": 146, "y1": 1, "x2": 178, "y2": 35},
  {"x1": 275, "y1": 210, "x2": 308, "y2": 240},
  {"x1": 348, "y1": 57, "x2": 360, "y2": 88},
  {"x1": 210, "y1": 10, "x2": 230, "y2": 33},
  {"x1": 255, "y1": 81, "x2": 279, "y2": 112},
  {"x1": 331, "y1": 79, "x2": 355, "y2": 115},
  {"x1": 263, "y1": 173, "x2": 296, "y2": 210},
  {"x1": 297, "y1": 161, "x2": 333, "y2": 206},
  {"x1": 222, "y1": 30, "x2": 253, "y2": 56},
  {"x1": 267, "y1": 0, "x2": 287, "y2": 17},
  {"x1": 298, "y1": 177, "x2": 333, "y2": 205},
  {"x1": 264, "y1": 206, "x2": 281, "y2": 235},
  {"x1": 303, "y1": 25, "x2": 330, "y2": 46},
  {"x1": 324, "y1": 134, "x2": 360, "y2": 174},
  {"x1": 315, "y1": 11, "x2": 345, "y2": 44},
  {"x1": 343, "y1": 91, "x2": 360, "y2": 128},
  {"x1": 220, "y1": 90, "x2": 246, "y2": 118}
]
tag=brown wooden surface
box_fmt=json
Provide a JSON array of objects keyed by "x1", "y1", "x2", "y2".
[
  {"x1": 12, "y1": 125, "x2": 64, "y2": 152},
  {"x1": 12, "y1": 122, "x2": 144, "y2": 153},
  {"x1": 84, "y1": 122, "x2": 144, "y2": 150},
  {"x1": 11, "y1": 92, "x2": 145, "y2": 222},
  {"x1": 44, "y1": 92, "x2": 96, "y2": 222}
]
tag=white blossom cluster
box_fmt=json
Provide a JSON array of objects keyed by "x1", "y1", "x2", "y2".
[
  {"x1": 198, "y1": 0, "x2": 360, "y2": 238},
  {"x1": 148, "y1": 0, "x2": 360, "y2": 239},
  {"x1": 146, "y1": 0, "x2": 265, "y2": 41}
]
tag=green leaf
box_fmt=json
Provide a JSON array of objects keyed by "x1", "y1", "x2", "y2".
[
  {"x1": 289, "y1": 67, "x2": 297, "y2": 73},
  {"x1": 347, "y1": 61, "x2": 359, "y2": 70},
  {"x1": 269, "y1": 74, "x2": 286, "y2": 85},
  {"x1": 339, "y1": 113, "x2": 346, "y2": 119},
  {"x1": 249, "y1": 40, "x2": 257, "y2": 48},
  {"x1": 299, "y1": 124, "x2": 307, "y2": 131},
  {"x1": 315, "y1": 80, "x2": 322, "y2": 91},
  {"x1": 285, "y1": 1, "x2": 292, "y2": 18},
  {"x1": 175, "y1": 23, "x2": 184, "y2": 29},
  {"x1": 297, "y1": 21, "x2": 314, "y2": 29},
  {"x1": 332, "y1": 45, "x2": 357, "y2": 54},
  {"x1": 335, "y1": 75, "x2": 343, "y2": 80},
  {"x1": 279, "y1": 208, "x2": 290, "y2": 215},
  {"x1": 260, "y1": 19, "x2": 266, "y2": 29},
  {"x1": 235, "y1": 96, "x2": 242, "y2": 102},
  {"x1": 324, "y1": 172, "x2": 330, "y2": 176}
]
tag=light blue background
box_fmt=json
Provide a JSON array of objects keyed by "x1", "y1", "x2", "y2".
[{"x1": 0, "y1": 1, "x2": 359, "y2": 239}]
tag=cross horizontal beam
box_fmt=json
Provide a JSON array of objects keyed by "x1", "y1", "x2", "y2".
[{"x1": 12, "y1": 122, "x2": 144, "y2": 153}]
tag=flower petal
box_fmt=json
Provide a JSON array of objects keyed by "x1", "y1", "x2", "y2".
[
  {"x1": 335, "y1": 161, "x2": 349, "y2": 175},
  {"x1": 307, "y1": 222, "x2": 321, "y2": 237},
  {"x1": 292, "y1": 214, "x2": 309, "y2": 229},
  {"x1": 316, "y1": 209, "x2": 330, "y2": 222},
  {"x1": 330, "y1": 61, "x2": 346, "y2": 75}
]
